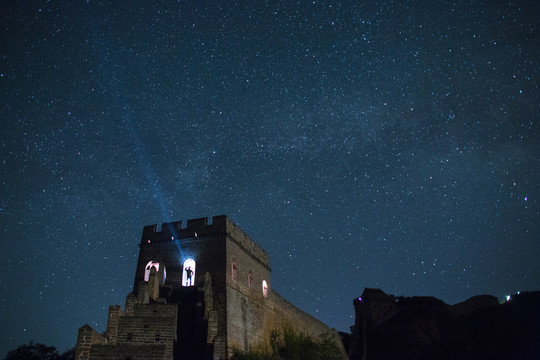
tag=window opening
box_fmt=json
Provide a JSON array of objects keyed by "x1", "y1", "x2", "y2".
[
  {"x1": 248, "y1": 272, "x2": 254, "y2": 289},
  {"x1": 231, "y1": 259, "x2": 238, "y2": 281},
  {"x1": 262, "y1": 280, "x2": 269, "y2": 298},
  {"x1": 182, "y1": 258, "x2": 196, "y2": 287},
  {"x1": 144, "y1": 261, "x2": 160, "y2": 282},
  {"x1": 144, "y1": 261, "x2": 166, "y2": 284}
]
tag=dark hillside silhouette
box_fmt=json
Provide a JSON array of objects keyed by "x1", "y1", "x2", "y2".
[{"x1": 350, "y1": 289, "x2": 540, "y2": 360}]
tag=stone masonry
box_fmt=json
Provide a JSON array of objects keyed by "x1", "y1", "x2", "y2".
[{"x1": 75, "y1": 215, "x2": 347, "y2": 360}]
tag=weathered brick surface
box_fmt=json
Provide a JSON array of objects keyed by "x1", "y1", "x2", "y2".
[
  {"x1": 105, "y1": 305, "x2": 121, "y2": 343},
  {"x1": 225, "y1": 224, "x2": 272, "y2": 354},
  {"x1": 75, "y1": 325, "x2": 106, "y2": 360},
  {"x1": 269, "y1": 291, "x2": 335, "y2": 338},
  {"x1": 124, "y1": 293, "x2": 137, "y2": 316},
  {"x1": 116, "y1": 303, "x2": 177, "y2": 359},
  {"x1": 226, "y1": 283, "x2": 346, "y2": 357},
  {"x1": 89, "y1": 344, "x2": 166, "y2": 360},
  {"x1": 223, "y1": 217, "x2": 346, "y2": 359}
]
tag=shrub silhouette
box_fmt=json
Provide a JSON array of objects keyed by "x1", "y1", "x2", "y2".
[{"x1": 231, "y1": 326, "x2": 343, "y2": 360}]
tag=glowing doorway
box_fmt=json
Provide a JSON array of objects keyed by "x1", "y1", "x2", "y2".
[{"x1": 182, "y1": 259, "x2": 196, "y2": 287}]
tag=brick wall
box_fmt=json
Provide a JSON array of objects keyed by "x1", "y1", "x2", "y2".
[
  {"x1": 223, "y1": 217, "x2": 346, "y2": 359},
  {"x1": 88, "y1": 344, "x2": 166, "y2": 360},
  {"x1": 224, "y1": 286, "x2": 347, "y2": 359},
  {"x1": 75, "y1": 325, "x2": 106, "y2": 360},
  {"x1": 225, "y1": 218, "x2": 272, "y2": 355},
  {"x1": 269, "y1": 291, "x2": 338, "y2": 339},
  {"x1": 105, "y1": 305, "x2": 122, "y2": 343},
  {"x1": 76, "y1": 302, "x2": 178, "y2": 360},
  {"x1": 115, "y1": 303, "x2": 178, "y2": 359}
]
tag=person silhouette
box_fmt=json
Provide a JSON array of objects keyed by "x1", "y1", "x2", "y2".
[{"x1": 185, "y1": 266, "x2": 193, "y2": 286}]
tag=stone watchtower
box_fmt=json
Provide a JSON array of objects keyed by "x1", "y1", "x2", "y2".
[{"x1": 75, "y1": 215, "x2": 347, "y2": 360}]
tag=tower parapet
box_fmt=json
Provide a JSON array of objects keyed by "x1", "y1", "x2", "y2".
[{"x1": 141, "y1": 215, "x2": 228, "y2": 244}]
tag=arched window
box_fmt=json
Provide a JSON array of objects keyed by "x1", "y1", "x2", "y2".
[
  {"x1": 262, "y1": 280, "x2": 269, "y2": 298},
  {"x1": 182, "y1": 259, "x2": 196, "y2": 287},
  {"x1": 231, "y1": 258, "x2": 238, "y2": 281},
  {"x1": 144, "y1": 261, "x2": 166, "y2": 283},
  {"x1": 248, "y1": 271, "x2": 254, "y2": 289},
  {"x1": 145, "y1": 261, "x2": 159, "y2": 281}
]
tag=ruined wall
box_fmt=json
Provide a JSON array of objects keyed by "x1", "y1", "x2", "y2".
[
  {"x1": 114, "y1": 303, "x2": 178, "y2": 359},
  {"x1": 75, "y1": 325, "x2": 106, "y2": 360},
  {"x1": 105, "y1": 305, "x2": 121, "y2": 343},
  {"x1": 75, "y1": 300, "x2": 178, "y2": 360}
]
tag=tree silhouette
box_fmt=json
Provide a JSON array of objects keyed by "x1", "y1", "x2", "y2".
[{"x1": 6, "y1": 341, "x2": 74, "y2": 360}]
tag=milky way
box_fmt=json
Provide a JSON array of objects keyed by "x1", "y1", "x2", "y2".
[{"x1": 1, "y1": 0, "x2": 539, "y2": 355}]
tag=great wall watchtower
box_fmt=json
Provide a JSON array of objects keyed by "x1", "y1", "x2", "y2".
[{"x1": 75, "y1": 215, "x2": 347, "y2": 360}]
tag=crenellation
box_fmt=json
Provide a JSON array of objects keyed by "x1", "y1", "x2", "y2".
[
  {"x1": 160, "y1": 221, "x2": 183, "y2": 238},
  {"x1": 142, "y1": 224, "x2": 158, "y2": 238},
  {"x1": 139, "y1": 216, "x2": 229, "y2": 246},
  {"x1": 186, "y1": 217, "x2": 208, "y2": 229}
]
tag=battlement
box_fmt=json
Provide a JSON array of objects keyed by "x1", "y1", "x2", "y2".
[
  {"x1": 140, "y1": 215, "x2": 228, "y2": 243},
  {"x1": 139, "y1": 215, "x2": 270, "y2": 268}
]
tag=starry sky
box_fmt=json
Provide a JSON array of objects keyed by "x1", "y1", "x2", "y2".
[{"x1": 1, "y1": 0, "x2": 539, "y2": 356}]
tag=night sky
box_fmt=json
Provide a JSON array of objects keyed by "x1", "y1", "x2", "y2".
[{"x1": 1, "y1": 0, "x2": 539, "y2": 356}]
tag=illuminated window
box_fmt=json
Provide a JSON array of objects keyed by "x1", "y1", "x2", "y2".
[
  {"x1": 248, "y1": 271, "x2": 254, "y2": 289},
  {"x1": 262, "y1": 280, "x2": 269, "y2": 298},
  {"x1": 144, "y1": 261, "x2": 165, "y2": 282},
  {"x1": 182, "y1": 259, "x2": 196, "y2": 287},
  {"x1": 231, "y1": 258, "x2": 238, "y2": 281}
]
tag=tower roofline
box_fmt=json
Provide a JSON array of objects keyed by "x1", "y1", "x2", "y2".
[{"x1": 141, "y1": 215, "x2": 229, "y2": 243}]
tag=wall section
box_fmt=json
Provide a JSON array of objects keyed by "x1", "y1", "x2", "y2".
[{"x1": 223, "y1": 218, "x2": 346, "y2": 358}]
